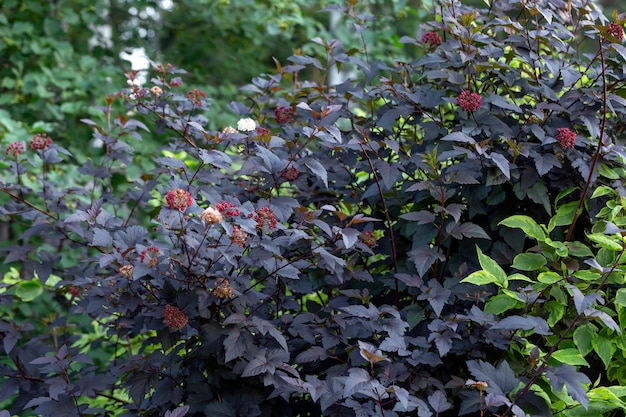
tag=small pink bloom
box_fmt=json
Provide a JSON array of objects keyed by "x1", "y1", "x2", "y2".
[
  {"x1": 608, "y1": 22, "x2": 624, "y2": 42},
  {"x1": 29, "y1": 133, "x2": 53, "y2": 151},
  {"x1": 555, "y1": 128, "x2": 576, "y2": 149},
  {"x1": 215, "y1": 201, "x2": 240, "y2": 217},
  {"x1": 254, "y1": 206, "x2": 278, "y2": 231},
  {"x1": 421, "y1": 31, "x2": 442, "y2": 47},
  {"x1": 5, "y1": 142, "x2": 24, "y2": 157}
]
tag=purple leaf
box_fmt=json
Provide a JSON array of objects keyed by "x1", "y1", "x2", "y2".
[
  {"x1": 428, "y1": 390, "x2": 452, "y2": 413},
  {"x1": 545, "y1": 364, "x2": 590, "y2": 409},
  {"x1": 295, "y1": 346, "x2": 329, "y2": 363}
]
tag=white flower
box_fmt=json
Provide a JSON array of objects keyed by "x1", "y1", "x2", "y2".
[{"x1": 237, "y1": 118, "x2": 256, "y2": 132}]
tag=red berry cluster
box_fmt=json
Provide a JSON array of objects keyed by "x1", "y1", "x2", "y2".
[
  {"x1": 216, "y1": 201, "x2": 240, "y2": 217},
  {"x1": 29, "y1": 133, "x2": 53, "y2": 151},
  {"x1": 252, "y1": 206, "x2": 278, "y2": 231},
  {"x1": 608, "y1": 23, "x2": 624, "y2": 41},
  {"x1": 421, "y1": 31, "x2": 442, "y2": 47},
  {"x1": 231, "y1": 225, "x2": 248, "y2": 248},
  {"x1": 281, "y1": 166, "x2": 300, "y2": 181},
  {"x1": 555, "y1": 127, "x2": 576, "y2": 149},
  {"x1": 166, "y1": 188, "x2": 193, "y2": 212},
  {"x1": 163, "y1": 305, "x2": 188, "y2": 330},
  {"x1": 5, "y1": 142, "x2": 24, "y2": 157},
  {"x1": 275, "y1": 106, "x2": 294, "y2": 124},
  {"x1": 186, "y1": 88, "x2": 207, "y2": 106},
  {"x1": 457, "y1": 90, "x2": 483, "y2": 112}
]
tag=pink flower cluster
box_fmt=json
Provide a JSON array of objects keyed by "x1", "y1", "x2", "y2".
[
  {"x1": 608, "y1": 22, "x2": 624, "y2": 41},
  {"x1": 422, "y1": 31, "x2": 442, "y2": 47},
  {"x1": 555, "y1": 128, "x2": 576, "y2": 149},
  {"x1": 186, "y1": 88, "x2": 207, "y2": 106},
  {"x1": 29, "y1": 133, "x2": 53, "y2": 151},
  {"x1": 457, "y1": 90, "x2": 483, "y2": 112},
  {"x1": 251, "y1": 206, "x2": 278, "y2": 231},
  {"x1": 163, "y1": 305, "x2": 188, "y2": 330},
  {"x1": 5, "y1": 142, "x2": 24, "y2": 157},
  {"x1": 140, "y1": 246, "x2": 160, "y2": 267},
  {"x1": 275, "y1": 106, "x2": 294, "y2": 124},
  {"x1": 166, "y1": 188, "x2": 193, "y2": 212},
  {"x1": 216, "y1": 201, "x2": 240, "y2": 217}
]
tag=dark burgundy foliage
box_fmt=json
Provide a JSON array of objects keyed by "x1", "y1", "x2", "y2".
[{"x1": 2, "y1": 1, "x2": 626, "y2": 417}]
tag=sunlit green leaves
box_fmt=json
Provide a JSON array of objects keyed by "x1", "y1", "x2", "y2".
[
  {"x1": 15, "y1": 278, "x2": 43, "y2": 302},
  {"x1": 552, "y1": 348, "x2": 589, "y2": 367},
  {"x1": 461, "y1": 246, "x2": 508, "y2": 287},
  {"x1": 498, "y1": 215, "x2": 547, "y2": 241},
  {"x1": 512, "y1": 253, "x2": 547, "y2": 271}
]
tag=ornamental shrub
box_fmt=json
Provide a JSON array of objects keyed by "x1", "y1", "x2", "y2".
[{"x1": 2, "y1": 1, "x2": 626, "y2": 417}]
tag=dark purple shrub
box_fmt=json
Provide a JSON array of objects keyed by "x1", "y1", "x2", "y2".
[{"x1": 2, "y1": 1, "x2": 626, "y2": 417}]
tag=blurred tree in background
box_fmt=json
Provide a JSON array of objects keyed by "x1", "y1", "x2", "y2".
[{"x1": 0, "y1": 0, "x2": 621, "y2": 149}]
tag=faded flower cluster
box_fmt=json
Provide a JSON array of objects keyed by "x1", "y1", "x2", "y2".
[{"x1": 200, "y1": 207, "x2": 223, "y2": 225}]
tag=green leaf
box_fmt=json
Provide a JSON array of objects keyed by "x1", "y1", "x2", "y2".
[
  {"x1": 475, "y1": 245, "x2": 508, "y2": 287},
  {"x1": 461, "y1": 270, "x2": 498, "y2": 286},
  {"x1": 512, "y1": 253, "x2": 547, "y2": 271},
  {"x1": 15, "y1": 278, "x2": 43, "y2": 302},
  {"x1": 574, "y1": 270, "x2": 602, "y2": 282},
  {"x1": 507, "y1": 273, "x2": 533, "y2": 282},
  {"x1": 591, "y1": 185, "x2": 615, "y2": 199},
  {"x1": 552, "y1": 348, "x2": 590, "y2": 366},
  {"x1": 538, "y1": 271, "x2": 562, "y2": 285},
  {"x1": 546, "y1": 300, "x2": 565, "y2": 327},
  {"x1": 598, "y1": 163, "x2": 620, "y2": 180},
  {"x1": 587, "y1": 233, "x2": 623, "y2": 251},
  {"x1": 484, "y1": 293, "x2": 523, "y2": 315},
  {"x1": 592, "y1": 332, "x2": 616, "y2": 369},
  {"x1": 574, "y1": 324, "x2": 596, "y2": 356},
  {"x1": 615, "y1": 288, "x2": 626, "y2": 308},
  {"x1": 499, "y1": 215, "x2": 547, "y2": 241},
  {"x1": 549, "y1": 201, "x2": 579, "y2": 231},
  {"x1": 566, "y1": 241, "x2": 594, "y2": 258},
  {"x1": 554, "y1": 187, "x2": 578, "y2": 207},
  {"x1": 544, "y1": 238, "x2": 569, "y2": 257}
]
